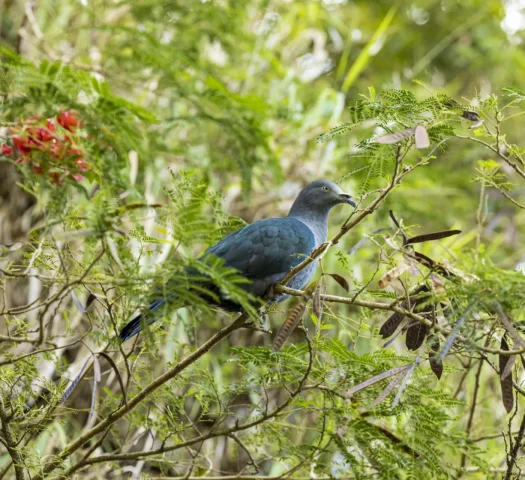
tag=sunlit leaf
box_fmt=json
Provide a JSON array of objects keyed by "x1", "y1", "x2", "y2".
[
  {"x1": 414, "y1": 125, "x2": 429, "y2": 149},
  {"x1": 376, "y1": 127, "x2": 415, "y2": 144}
]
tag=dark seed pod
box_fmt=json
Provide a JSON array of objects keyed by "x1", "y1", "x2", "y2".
[
  {"x1": 405, "y1": 322, "x2": 428, "y2": 350},
  {"x1": 411, "y1": 251, "x2": 455, "y2": 277},
  {"x1": 404, "y1": 230, "x2": 461, "y2": 246},
  {"x1": 86, "y1": 293, "x2": 97, "y2": 309},
  {"x1": 499, "y1": 337, "x2": 514, "y2": 413},
  {"x1": 428, "y1": 335, "x2": 443, "y2": 379},
  {"x1": 380, "y1": 285, "x2": 430, "y2": 340},
  {"x1": 462, "y1": 110, "x2": 481, "y2": 122},
  {"x1": 444, "y1": 100, "x2": 460, "y2": 109},
  {"x1": 328, "y1": 273, "x2": 350, "y2": 292},
  {"x1": 380, "y1": 312, "x2": 405, "y2": 339}
]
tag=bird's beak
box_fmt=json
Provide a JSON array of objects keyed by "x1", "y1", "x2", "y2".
[{"x1": 339, "y1": 193, "x2": 357, "y2": 208}]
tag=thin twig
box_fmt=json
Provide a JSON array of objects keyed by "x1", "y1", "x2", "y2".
[
  {"x1": 504, "y1": 408, "x2": 525, "y2": 480},
  {"x1": 459, "y1": 358, "x2": 484, "y2": 473}
]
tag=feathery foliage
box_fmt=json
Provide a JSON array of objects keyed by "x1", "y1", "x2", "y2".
[{"x1": 2, "y1": 1, "x2": 525, "y2": 479}]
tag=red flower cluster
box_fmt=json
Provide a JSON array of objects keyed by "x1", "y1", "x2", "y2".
[{"x1": 0, "y1": 111, "x2": 89, "y2": 186}]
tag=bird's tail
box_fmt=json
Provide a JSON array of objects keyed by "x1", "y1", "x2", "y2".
[{"x1": 119, "y1": 299, "x2": 167, "y2": 342}]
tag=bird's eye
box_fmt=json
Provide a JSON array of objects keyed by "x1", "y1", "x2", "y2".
[{"x1": 322, "y1": 186, "x2": 329, "y2": 192}]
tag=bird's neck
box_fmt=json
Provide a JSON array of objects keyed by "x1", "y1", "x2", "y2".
[{"x1": 288, "y1": 207, "x2": 329, "y2": 246}]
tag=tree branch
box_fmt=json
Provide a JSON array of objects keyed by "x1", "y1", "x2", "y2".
[
  {"x1": 274, "y1": 285, "x2": 525, "y2": 356},
  {"x1": 0, "y1": 395, "x2": 25, "y2": 480}
]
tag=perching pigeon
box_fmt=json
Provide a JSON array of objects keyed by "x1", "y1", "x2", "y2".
[{"x1": 119, "y1": 180, "x2": 356, "y2": 341}]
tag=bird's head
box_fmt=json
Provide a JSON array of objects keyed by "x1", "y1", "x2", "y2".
[{"x1": 292, "y1": 180, "x2": 357, "y2": 214}]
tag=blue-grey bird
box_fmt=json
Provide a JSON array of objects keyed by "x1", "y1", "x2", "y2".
[{"x1": 119, "y1": 180, "x2": 356, "y2": 341}]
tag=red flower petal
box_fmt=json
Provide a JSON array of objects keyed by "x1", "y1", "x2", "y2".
[
  {"x1": 12, "y1": 136, "x2": 31, "y2": 154},
  {"x1": 57, "y1": 111, "x2": 81, "y2": 132},
  {"x1": 37, "y1": 127, "x2": 53, "y2": 142},
  {"x1": 1, "y1": 144, "x2": 14, "y2": 156}
]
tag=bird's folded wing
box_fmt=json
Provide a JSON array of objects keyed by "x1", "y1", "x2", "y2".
[{"x1": 207, "y1": 217, "x2": 315, "y2": 279}]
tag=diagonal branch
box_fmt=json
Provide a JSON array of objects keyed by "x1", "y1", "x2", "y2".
[{"x1": 31, "y1": 313, "x2": 248, "y2": 480}]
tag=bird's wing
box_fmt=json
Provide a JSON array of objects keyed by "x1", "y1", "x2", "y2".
[
  {"x1": 120, "y1": 218, "x2": 315, "y2": 341},
  {"x1": 206, "y1": 217, "x2": 316, "y2": 279}
]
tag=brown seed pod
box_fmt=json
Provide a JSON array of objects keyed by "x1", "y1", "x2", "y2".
[{"x1": 272, "y1": 297, "x2": 308, "y2": 352}]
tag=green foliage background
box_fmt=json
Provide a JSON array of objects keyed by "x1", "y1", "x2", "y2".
[{"x1": 2, "y1": 0, "x2": 525, "y2": 479}]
